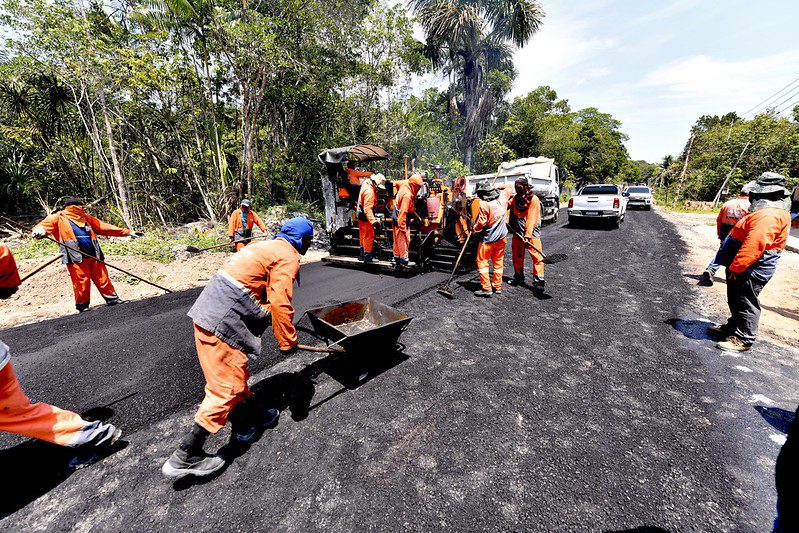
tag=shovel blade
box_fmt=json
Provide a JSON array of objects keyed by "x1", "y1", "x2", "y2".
[
  {"x1": 436, "y1": 285, "x2": 455, "y2": 299},
  {"x1": 543, "y1": 254, "x2": 568, "y2": 265}
]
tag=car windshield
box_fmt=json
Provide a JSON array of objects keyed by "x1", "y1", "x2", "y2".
[
  {"x1": 627, "y1": 187, "x2": 650, "y2": 194},
  {"x1": 581, "y1": 186, "x2": 618, "y2": 195}
]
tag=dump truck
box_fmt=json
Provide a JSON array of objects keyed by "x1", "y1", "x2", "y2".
[
  {"x1": 463, "y1": 157, "x2": 563, "y2": 223},
  {"x1": 318, "y1": 144, "x2": 477, "y2": 273}
]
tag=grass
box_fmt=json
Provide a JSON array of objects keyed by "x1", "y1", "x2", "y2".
[{"x1": 9, "y1": 226, "x2": 228, "y2": 263}]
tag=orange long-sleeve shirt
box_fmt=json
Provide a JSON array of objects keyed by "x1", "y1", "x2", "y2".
[
  {"x1": 358, "y1": 181, "x2": 378, "y2": 224},
  {"x1": 728, "y1": 208, "x2": 790, "y2": 274},
  {"x1": 228, "y1": 208, "x2": 266, "y2": 238},
  {"x1": 716, "y1": 196, "x2": 750, "y2": 240},
  {"x1": 34, "y1": 207, "x2": 131, "y2": 242},
  {"x1": 511, "y1": 194, "x2": 542, "y2": 239},
  {"x1": 221, "y1": 238, "x2": 300, "y2": 350},
  {"x1": 0, "y1": 244, "x2": 21, "y2": 289},
  {"x1": 394, "y1": 176, "x2": 423, "y2": 232},
  {"x1": 346, "y1": 168, "x2": 372, "y2": 186}
]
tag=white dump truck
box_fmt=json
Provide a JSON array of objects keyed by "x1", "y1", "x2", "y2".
[{"x1": 463, "y1": 157, "x2": 562, "y2": 223}]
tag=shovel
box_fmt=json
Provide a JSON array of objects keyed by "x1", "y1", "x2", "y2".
[
  {"x1": 185, "y1": 234, "x2": 267, "y2": 253},
  {"x1": 437, "y1": 231, "x2": 473, "y2": 299},
  {"x1": 507, "y1": 228, "x2": 568, "y2": 264}
]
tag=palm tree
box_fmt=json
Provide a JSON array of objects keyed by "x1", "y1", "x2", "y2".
[{"x1": 410, "y1": 0, "x2": 543, "y2": 169}]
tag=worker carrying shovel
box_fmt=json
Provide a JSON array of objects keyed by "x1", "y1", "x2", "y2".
[
  {"x1": 228, "y1": 199, "x2": 268, "y2": 252},
  {"x1": 0, "y1": 244, "x2": 122, "y2": 468},
  {"x1": 357, "y1": 173, "x2": 387, "y2": 263},
  {"x1": 507, "y1": 178, "x2": 546, "y2": 295},
  {"x1": 162, "y1": 217, "x2": 313, "y2": 480},
  {"x1": 31, "y1": 197, "x2": 142, "y2": 312}
]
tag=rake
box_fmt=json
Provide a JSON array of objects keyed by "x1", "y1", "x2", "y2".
[{"x1": 436, "y1": 231, "x2": 473, "y2": 299}]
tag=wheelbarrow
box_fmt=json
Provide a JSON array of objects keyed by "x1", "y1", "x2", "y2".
[{"x1": 298, "y1": 298, "x2": 413, "y2": 354}]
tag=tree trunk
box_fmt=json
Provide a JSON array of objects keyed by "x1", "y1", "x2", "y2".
[
  {"x1": 671, "y1": 133, "x2": 695, "y2": 208},
  {"x1": 98, "y1": 87, "x2": 132, "y2": 227}
]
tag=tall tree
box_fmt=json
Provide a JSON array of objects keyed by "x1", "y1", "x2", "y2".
[{"x1": 410, "y1": 0, "x2": 543, "y2": 169}]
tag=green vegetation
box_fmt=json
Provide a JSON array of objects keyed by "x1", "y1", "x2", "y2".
[{"x1": 654, "y1": 111, "x2": 799, "y2": 206}]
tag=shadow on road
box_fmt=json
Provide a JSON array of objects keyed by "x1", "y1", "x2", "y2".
[
  {"x1": 173, "y1": 346, "x2": 409, "y2": 491},
  {"x1": 563, "y1": 221, "x2": 617, "y2": 231},
  {"x1": 665, "y1": 318, "x2": 716, "y2": 341},
  {"x1": 756, "y1": 405, "x2": 796, "y2": 434},
  {"x1": 762, "y1": 304, "x2": 799, "y2": 322},
  {"x1": 604, "y1": 528, "x2": 670, "y2": 533},
  {"x1": 0, "y1": 406, "x2": 128, "y2": 519},
  {"x1": 682, "y1": 273, "x2": 727, "y2": 286}
]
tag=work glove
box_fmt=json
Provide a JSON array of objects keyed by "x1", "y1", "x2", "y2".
[
  {"x1": 280, "y1": 344, "x2": 298, "y2": 356},
  {"x1": 372, "y1": 219, "x2": 382, "y2": 228},
  {"x1": 31, "y1": 227, "x2": 46, "y2": 239}
]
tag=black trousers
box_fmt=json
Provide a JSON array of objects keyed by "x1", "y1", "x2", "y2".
[{"x1": 725, "y1": 271, "x2": 766, "y2": 345}]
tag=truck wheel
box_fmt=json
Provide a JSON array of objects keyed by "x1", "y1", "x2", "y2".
[{"x1": 612, "y1": 217, "x2": 621, "y2": 229}]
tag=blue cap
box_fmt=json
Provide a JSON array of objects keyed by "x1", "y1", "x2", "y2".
[{"x1": 240, "y1": 199, "x2": 251, "y2": 207}]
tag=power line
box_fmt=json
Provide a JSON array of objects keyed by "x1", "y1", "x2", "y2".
[
  {"x1": 775, "y1": 97, "x2": 799, "y2": 115},
  {"x1": 768, "y1": 86, "x2": 799, "y2": 114},
  {"x1": 740, "y1": 74, "x2": 799, "y2": 118}
]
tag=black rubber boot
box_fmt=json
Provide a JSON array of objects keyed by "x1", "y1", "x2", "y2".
[
  {"x1": 509, "y1": 272, "x2": 525, "y2": 286},
  {"x1": 76, "y1": 302, "x2": 90, "y2": 312},
  {"x1": 230, "y1": 400, "x2": 280, "y2": 444},
  {"x1": 532, "y1": 277, "x2": 546, "y2": 295},
  {"x1": 104, "y1": 294, "x2": 123, "y2": 305}
]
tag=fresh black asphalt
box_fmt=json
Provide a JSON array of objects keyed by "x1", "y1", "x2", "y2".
[{"x1": 1, "y1": 209, "x2": 796, "y2": 531}]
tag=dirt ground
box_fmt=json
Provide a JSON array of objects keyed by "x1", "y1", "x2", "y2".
[
  {"x1": 0, "y1": 247, "x2": 328, "y2": 328},
  {"x1": 658, "y1": 208, "x2": 799, "y2": 347}
]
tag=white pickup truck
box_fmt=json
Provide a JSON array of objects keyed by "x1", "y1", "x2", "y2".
[{"x1": 567, "y1": 183, "x2": 627, "y2": 228}]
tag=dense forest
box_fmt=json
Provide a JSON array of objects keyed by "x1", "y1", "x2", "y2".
[{"x1": 0, "y1": 0, "x2": 796, "y2": 228}]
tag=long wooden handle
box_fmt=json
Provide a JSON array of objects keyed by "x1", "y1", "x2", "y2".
[
  {"x1": 509, "y1": 228, "x2": 547, "y2": 258},
  {"x1": 199, "y1": 234, "x2": 265, "y2": 253},
  {"x1": 19, "y1": 254, "x2": 64, "y2": 283},
  {"x1": 297, "y1": 344, "x2": 336, "y2": 353},
  {"x1": 445, "y1": 231, "x2": 473, "y2": 285},
  {"x1": 0, "y1": 214, "x2": 173, "y2": 293}
]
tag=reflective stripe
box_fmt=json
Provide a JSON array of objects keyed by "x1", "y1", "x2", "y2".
[
  {"x1": 0, "y1": 340, "x2": 9, "y2": 372},
  {"x1": 477, "y1": 267, "x2": 490, "y2": 274}
]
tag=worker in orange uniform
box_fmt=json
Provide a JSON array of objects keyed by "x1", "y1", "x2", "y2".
[
  {"x1": 709, "y1": 172, "x2": 791, "y2": 352},
  {"x1": 0, "y1": 243, "x2": 22, "y2": 299},
  {"x1": 472, "y1": 182, "x2": 511, "y2": 298},
  {"x1": 0, "y1": 246, "x2": 121, "y2": 468},
  {"x1": 32, "y1": 197, "x2": 139, "y2": 312},
  {"x1": 392, "y1": 173, "x2": 424, "y2": 269},
  {"x1": 162, "y1": 217, "x2": 314, "y2": 479},
  {"x1": 507, "y1": 178, "x2": 545, "y2": 294},
  {"x1": 228, "y1": 199, "x2": 267, "y2": 251},
  {"x1": 700, "y1": 182, "x2": 754, "y2": 286},
  {"x1": 357, "y1": 173, "x2": 387, "y2": 263}
]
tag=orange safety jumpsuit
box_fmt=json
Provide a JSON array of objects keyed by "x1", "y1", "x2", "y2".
[
  {"x1": 0, "y1": 244, "x2": 22, "y2": 292},
  {"x1": 187, "y1": 237, "x2": 302, "y2": 434},
  {"x1": 33, "y1": 206, "x2": 130, "y2": 310},
  {"x1": 474, "y1": 190, "x2": 511, "y2": 292},
  {"x1": 0, "y1": 252, "x2": 114, "y2": 447},
  {"x1": 510, "y1": 194, "x2": 544, "y2": 278},
  {"x1": 357, "y1": 179, "x2": 379, "y2": 253},
  {"x1": 717, "y1": 196, "x2": 750, "y2": 241},
  {"x1": 392, "y1": 175, "x2": 423, "y2": 261},
  {"x1": 228, "y1": 208, "x2": 267, "y2": 251}
]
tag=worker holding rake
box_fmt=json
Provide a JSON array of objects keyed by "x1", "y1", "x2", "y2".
[
  {"x1": 472, "y1": 182, "x2": 511, "y2": 297},
  {"x1": 508, "y1": 178, "x2": 546, "y2": 294},
  {"x1": 0, "y1": 244, "x2": 122, "y2": 468},
  {"x1": 31, "y1": 197, "x2": 141, "y2": 312},
  {"x1": 162, "y1": 217, "x2": 313, "y2": 480}
]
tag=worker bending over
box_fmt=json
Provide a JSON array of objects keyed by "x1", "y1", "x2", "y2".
[
  {"x1": 162, "y1": 218, "x2": 313, "y2": 479},
  {"x1": 701, "y1": 182, "x2": 753, "y2": 286},
  {"x1": 32, "y1": 197, "x2": 138, "y2": 312},
  {"x1": 357, "y1": 173, "x2": 387, "y2": 263},
  {"x1": 710, "y1": 172, "x2": 791, "y2": 352},
  {"x1": 472, "y1": 182, "x2": 511, "y2": 298},
  {"x1": 0, "y1": 245, "x2": 121, "y2": 468},
  {"x1": 228, "y1": 199, "x2": 267, "y2": 251},
  {"x1": 508, "y1": 178, "x2": 545, "y2": 294},
  {"x1": 392, "y1": 173, "x2": 423, "y2": 268}
]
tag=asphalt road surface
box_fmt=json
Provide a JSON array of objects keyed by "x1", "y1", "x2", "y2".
[{"x1": 2, "y1": 209, "x2": 797, "y2": 531}]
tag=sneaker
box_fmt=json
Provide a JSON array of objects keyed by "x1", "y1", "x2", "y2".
[
  {"x1": 234, "y1": 408, "x2": 280, "y2": 444},
  {"x1": 716, "y1": 336, "x2": 751, "y2": 352},
  {"x1": 474, "y1": 289, "x2": 492, "y2": 298},
  {"x1": 161, "y1": 449, "x2": 225, "y2": 480},
  {"x1": 68, "y1": 427, "x2": 123, "y2": 471},
  {"x1": 105, "y1": 297, "x2": 124, "y2": 306},
  {"x1": 493, "y1": 288, "x2": 503, "y2": 295},
  {"x1": 700, "y1": 270, "x2": 714, "y2": 286}
]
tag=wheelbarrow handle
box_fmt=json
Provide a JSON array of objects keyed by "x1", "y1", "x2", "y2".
[{"x1": 297, "y1": 343, "x2": 345, "y2": 354}]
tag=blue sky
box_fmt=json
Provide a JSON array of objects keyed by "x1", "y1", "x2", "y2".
[{"x1": 411, "y1": 0, "x2": 799, "y2": 163}]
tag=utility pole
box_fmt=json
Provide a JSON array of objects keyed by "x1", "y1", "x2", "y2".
[
  {"x1": 671, "y1": 133, "x2": 695, "y2": 208},
  {"x1": 712, "y1": 140, "x2": 751, "y2": 207}
]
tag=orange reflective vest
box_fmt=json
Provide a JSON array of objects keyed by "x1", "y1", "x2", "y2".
[
  {"x1": 0, "y1": 244, "x2": 21, "y2": 289},
  {"x1": 188, "y1": 238, "x2": 301, "y2": 354},
  {"x1": 716, "y1": 197, "x2": 750, "y2": 240},
  {"x1": 33, "y1": 207, "x2": 130, "y2": 263}
]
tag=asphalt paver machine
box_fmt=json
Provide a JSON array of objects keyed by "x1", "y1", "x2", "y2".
[{"x1": 318, "y1": 144, "x2": 477, "y2": 274}]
